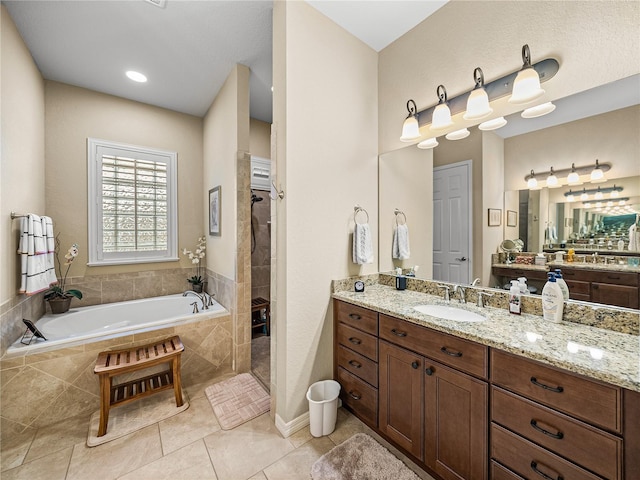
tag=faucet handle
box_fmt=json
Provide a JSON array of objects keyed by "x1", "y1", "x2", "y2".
[
  {"x1": 437, "y1": 284, "x2": 451, "y2": 302},
  {"x1": 190, "y1": 302, "x2": 199, "y2": 314},
  {"x1": 477, "y1": 291, "x2": 494, "y2": 308}
]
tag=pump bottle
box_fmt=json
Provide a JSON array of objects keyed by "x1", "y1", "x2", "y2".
[
  {"x1": 509, "y1": 280, "x2": 521, "y2": 315},
  {"x1": 542, "y1": 272, "x2": 564, "y2": 323},
  {"x1": 554, "y1": 269, "x2": 570, "y2": 301}
]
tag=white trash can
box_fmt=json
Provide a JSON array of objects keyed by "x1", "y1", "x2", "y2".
[{"x1": 306, "y1": 380, "x2": 341, "y2": 437}]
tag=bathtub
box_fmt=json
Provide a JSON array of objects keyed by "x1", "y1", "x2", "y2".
[{"x1": 6, "y1": 294, "x2": 229, "y2": 357}]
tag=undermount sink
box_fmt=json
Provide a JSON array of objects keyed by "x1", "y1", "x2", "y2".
[{"x1": 413, "y1": 304, "x2": 486, "y2": 322}]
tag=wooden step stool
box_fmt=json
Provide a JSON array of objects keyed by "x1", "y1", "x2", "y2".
[
  {"x1": 93, "y1": 335, "x2": 184, "y2": 437},
  {"x1": 251, "y1": 297, "x2": 270, "y2": 336}
]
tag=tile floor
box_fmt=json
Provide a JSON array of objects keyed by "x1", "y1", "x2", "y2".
[
  {"x1": 251, "y1": 335, "x2": 270, "y2": 391},
  {"x1": 1, "y1": 371, "x2": 435, "y2": 480}
]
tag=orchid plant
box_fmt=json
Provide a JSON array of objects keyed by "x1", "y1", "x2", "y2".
[
  {"x1": 182, "y1": 236, "x2": 207, "y2": 286},
  {"x1": 45, "y1": 236, "x2": 83, "y2": 300}
]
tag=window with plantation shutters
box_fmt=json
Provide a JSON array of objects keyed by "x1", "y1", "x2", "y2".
[{"x1": 88, "y1": 138, "x2": 178, "y2": 265}]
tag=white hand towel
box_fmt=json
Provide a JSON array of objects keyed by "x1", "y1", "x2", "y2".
[
  {"x1": 18, "y1": 214, "x2": 57, "y2": 295},
  {"x1": 392, "y1": 224, "x2": 410, "y2": 260},
  {"x1": 353, "y1": 223, "x2": 374, "y2": 265}
]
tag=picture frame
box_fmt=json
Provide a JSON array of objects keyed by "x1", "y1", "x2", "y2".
[
  {"x1": 488, "y1": 208, "x2": 502, "y2": 227},
  {"x1": 209, "y1": 186, "x2": 221, "y2": 236},
  {"x1": 507, "y1": 210, "x2": 517, "y2": 227}
]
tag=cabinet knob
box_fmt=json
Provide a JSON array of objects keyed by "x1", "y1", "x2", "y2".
[
  {"x1": 425, "y1": 367, "x2": 433, "y2": 376},
  {"x1": 411, "y1": 361, "x2": 419, "y2": 369}
]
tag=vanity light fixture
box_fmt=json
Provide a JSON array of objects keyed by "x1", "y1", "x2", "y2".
[
  {"x1": 565, "y1": 190, "x2": 575, "y2": 202},
  {"x1": 546, "y1": 167, "x2": 559, "y2": 187},
  {"x1": 565, "y1": 184, "x2": 622, "y2": 199},
  {"x1": 566, "y1": 163, "x2": 581, "y2": 185},
  {"x1": 478, "y1": 116, "x2": 507, "y2": 131},
  {"x1": 417, "y1": 137, "x2": 439, "y2": 149},
  {"x1": 526, "y1": 170, "x2": 538, "y2": 189},
  {"x1": 521, "y1": 102, "x2": 556, "y2": 118},
  {"x1": 431, "y1": 85, "x2": 454, "y2": 130},
  {"x1": 125, "y1": 70, "x2": 147, "y2": 83},
  {"x1": 590, "y1": 159, "x2": 606, "y2": 182},
  {"x1": 400, "y1": 99, "x2": 421, "y2": 142},
  {"x1": 509, "y1": 44, "x2": 545, "y2": 104},
  {"x1": 463, "y1": 68, "x2": 493, "y2": 120},
  {"x1": 445, "y1": 128, "x2": 470, "y2": 141},
  {"x1": 525, "y1": 161, "x2": 611, "y2": 186}
]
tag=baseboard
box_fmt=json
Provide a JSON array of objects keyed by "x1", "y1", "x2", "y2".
[{"x1": 274, "y1": 399, "x2": 342, "y2": 438}]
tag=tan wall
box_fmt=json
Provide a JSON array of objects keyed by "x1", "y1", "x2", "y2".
[
  {"x1": 378, "y1": 1, "x2": 640, "y2": 154},
  {"x1": 0, "y1": 5, "x2": 46, "y2": 304},
  {"x1": 44, "y1": 81, "x2": 203, "y2": 279},
  {"x1": 250, "y1": 118, "x2": 271, "y2": 160},
  {"x1": 273, "y1": 1, "x2": 378, "y2": 424},
  {"x1": 481, "y1": 131, "x2": 505, "y2": 286},
  {"x1": 504, "y1": 105, "x2": 640, "y2": 191}
]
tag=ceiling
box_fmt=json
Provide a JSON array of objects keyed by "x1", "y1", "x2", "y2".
[
  {"x1": 3, "y1": 0, "x2": 446, "y2": 122},
  {"x1": 4, "y1": 0, "x2": 637, "y2": 131}
]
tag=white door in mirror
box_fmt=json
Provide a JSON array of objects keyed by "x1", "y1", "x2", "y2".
[{"x1": 413, "y1": 304, "x2": 485, "y2": 322}]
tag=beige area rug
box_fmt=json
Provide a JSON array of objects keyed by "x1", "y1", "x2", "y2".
[
  {"x1": 87, "y1": 389, "x2": 189, "y2": 447},
  {"x1": 205, "y1": 373, "x2": 270, "y2": 430},
  {"x1": 311, "y1": 433, "x2": 421, "y2": 480}
]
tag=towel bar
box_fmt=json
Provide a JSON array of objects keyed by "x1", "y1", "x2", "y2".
[{"x1": 10, "y1": 212, "x2": 27, "y2": 219}]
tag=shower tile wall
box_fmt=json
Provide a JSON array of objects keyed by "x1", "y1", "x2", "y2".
[{"x1": 251, "y1": 190, "x2": 271, "y2": 301}]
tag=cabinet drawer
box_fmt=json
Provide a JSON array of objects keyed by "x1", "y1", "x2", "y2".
[
  {"x1": 380, "y1": 314, "x2": 488, "y2": 378},
  {"x1": 337, "y1": 323, "x2": 378, "y2": 361},
  {"x1": 335, "y1": 300, "x2": 378, "y2": 335},
  {"x1": 491, "y1": 350, "x2": 621, "y2": 432},
  {"x1": 562, "y1": 268, "x2": 638, "y2": 286},
  {"x1": 337, "y1": 345, "x2": 378, "y2": 387},
  {"x1": 337, "y1": 367, "x2": 377, "y2": 427},
  {"x1": 490, "y1": 461, "x2": 525, "y2": 480},
  {"x1": 491, "y1": 387, "x2": 622, "y2": 479},
  {"x1": 491, "y1": 424, "x2": 602, "y2": 480}
]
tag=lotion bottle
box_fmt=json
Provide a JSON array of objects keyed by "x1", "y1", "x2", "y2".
[
  {"x1": 509, "y1": 280, "x2": 521, "y2": 315},
  {"x1": 517, "y1": 277, "x2": 528, "y2": 294},
  {"x1": 554, "y1": 269, "x2": 570, "y2": 301},
  {"x1": 542, "y1": 272, "x2": 564, "y2": 323}
]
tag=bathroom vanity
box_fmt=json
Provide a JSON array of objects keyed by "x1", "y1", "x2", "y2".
[{"x1": 333, "y1": 283, "x2": 639, "y2": 480}]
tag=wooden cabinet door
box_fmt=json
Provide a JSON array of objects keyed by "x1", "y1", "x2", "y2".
[
  {"x1": 425, "y1": 359, "x2": 488, "y2": 480},
  {"x1": 378, "y1": 340, "x2": 423, "y2": 460},
  {"x1": 591, "y1": 282, "x2": 639, "y2": 309}
]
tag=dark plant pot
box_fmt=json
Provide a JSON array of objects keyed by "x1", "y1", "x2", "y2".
[
  {"x1": 191, "y1": 282, "x2": 206, "y2": 294},
  {"x1": 49, "y1": 297, "x2": 72, "y2": 314}
]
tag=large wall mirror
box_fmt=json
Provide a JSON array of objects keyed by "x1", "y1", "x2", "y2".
[{"x1": 378, "y1": 74, "x2": 640, "y2": 309}]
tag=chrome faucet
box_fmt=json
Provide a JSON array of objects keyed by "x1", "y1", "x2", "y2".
[
  {"x1": 183, "y1": 290, "x2": 209, "y2": 310},
  {"x1": 437, "y1": 284, "x2": 451, "y2": 302},
  {"x1": 471, "y1": 278, "x2": 481, "y2": 286},
  {"x1": 592, "y1": 252, "x2": 598, "y2": 264},
  {"x1": 477, "y1": 291, "x2": 494, "y2": 308},
  {"x1": 453, "y1": 285, "x2": 467, "y2": 304}
]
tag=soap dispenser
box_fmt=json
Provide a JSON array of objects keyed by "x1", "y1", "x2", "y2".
[
  {"x1": 517, "y1": 277, "x2": 528, "y2": 295},
  {"x1": 508, "y1": 280, "x2": 521, "y2": 315},
  {"x1": 542, "y1": 272, "x2": 564, "y2": 323}
]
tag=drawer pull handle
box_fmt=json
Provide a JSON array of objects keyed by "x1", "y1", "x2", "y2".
[
  {"x1": 440, "y1": 346, "x2": 463, "y2": 357},
  {"x1": 348, "y1": 390, "x2": 361, "y2": 400},
  {"x1": 530, "y1": 377, "x2": 564, "y2": 393},
  {"x1": 530, "y1": 461, "x2": 563, "y2": 480},
  {"x1": 348, "y1": 313, "x2": 362, "y2": 320},
  {"x1": 411, "y1": 361, "x2": 420, "y2": 369},
  {"x1": 530, "y1": 419, "x2": 564, "y2": 439},
  {"x1": 348, "y1": 337, "x2": 362, "y2": 345},
  {"x1": 348, "y1": 360, "x2": 362, "y2": 369},
  {"x1": 425, "y1": 367, "x2": 434, "y2": 376},
  {"x1": 607, "y1": 275, "x2": 620, "y2": 280},
  {"x1": 391, "y1": 329, "x2": 407, "y2": 337}
]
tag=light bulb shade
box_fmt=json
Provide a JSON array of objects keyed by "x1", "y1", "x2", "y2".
[
  {"x1": 445, "y1": 128, "x2": 470, "y2": 141},
  {"x1": 521, "y1": 102, "x2": 555, "y2": 118},
  {"x1": 400, "y1": 116, "x2": 420, "y2": 142},
  {"x1": 417, "y1": 137, "x2": 439, "y2": 149},
  {"x1": 594, "y1": 190, "x2": 603, "y2": 200},
  {"x1": 464, "y1": 88, "x2": 492, "y2": 120},
  {"x1": 431, "y1": 103, "x2": 453, "y2": 130},
  {"x1": 590, "y1": 166, "x2": 605, "y2": 182},
  {"x1": 567, "y1": 171, "x2": 580, "y2": 185},
  {"x1": 527, "y1": 177, "x2": 538, "y2": 189},
  {"x1": 478, "y1": 117, "x2": 507, "y2": 131},
  {"x1": 595, "y1": 202, "x2": 603, "y2": 208},
  {"x1": 580, "y1": 191, "x2": 589, "y2": 201},
  {"x1": 509, "y1": 67, "x2": 545, "y2": 104},
  {"x1": 607, "y1": 201, "x2": 614, "y2": 207},
  {"x1": 611, "y1": 189, "x2": 619, "y2": 198},
  {"x1": 547, "y1": 173, "x2": 559, "y2": 187},
  {"x1": 566, "y1": 193, "x2": 575, "y2": 202},
  {"x1": 619, "y1": 199, "x2": 626, "y2": 205}
]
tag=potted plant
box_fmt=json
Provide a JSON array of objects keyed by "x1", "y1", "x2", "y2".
[
  {"x1": 45, "y1": 239, "x2": 83, "y2": 314},
  {"x1": 182, "y1": 236, "x2": 207, "y2": 293}
]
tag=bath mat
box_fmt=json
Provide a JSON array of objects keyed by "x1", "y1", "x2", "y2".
[
  {"x1": 311, "y1": 433, "x2": 421, "y2": 480},
  {"x1": 205, "y1": 373, "x2": 270, "y2": 430},
  {"x1": 87, "y1": 389, "x2": 189, "y2": 447}
]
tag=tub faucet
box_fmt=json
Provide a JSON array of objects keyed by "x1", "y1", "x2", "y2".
[
  {"x1": 183, "y1": 290, "x2": 208, "y2": 310},
  {"x1": 453, "y1": 285, "x2": 467, "y2": 304}
]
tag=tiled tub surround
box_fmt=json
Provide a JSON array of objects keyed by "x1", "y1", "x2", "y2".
[
  {"x1": 333, "y1": 280, "x2": 640, "y2": 392},
  {"x1": 0, "y1": 308, "x2": 233, "y2": 436}
]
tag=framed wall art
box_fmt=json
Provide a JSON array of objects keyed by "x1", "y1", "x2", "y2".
[
  {"x1": 488, "y1": 208, "x2": 502, "y2": 227},
  {"x1": 209, "y1": 186, "x2": 221, "y2": 236},
  {"x1": 507, "y1": 210, "x2": 517, "y2": 227}
]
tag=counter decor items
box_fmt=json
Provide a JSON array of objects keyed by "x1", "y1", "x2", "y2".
[
  {"x1": 44, "y1": 238, "x2": 83, "y2": 314},
  {"x1": 182, "y1": 236, "x2": 207, "y2": 293}
]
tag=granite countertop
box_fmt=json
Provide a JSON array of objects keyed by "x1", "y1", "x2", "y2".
[
  {"x1": 333, "y1": 284, "x2": 640, "y2": 392},
  {"x1": 493, "y1": 262, "x2": 640, "y2": 273}
]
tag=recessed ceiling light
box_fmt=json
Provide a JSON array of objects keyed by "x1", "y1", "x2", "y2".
[{"x1": 126, "y1": 71, "x2": 148, "y2": 83}]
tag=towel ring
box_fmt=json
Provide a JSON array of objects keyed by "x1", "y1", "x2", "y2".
[
  {"x1": 354, "y1": 205, "x2": 369, "y2": 225},
  {"x1": 394, "y1": 208, "x2": 407, "y2": 226}
]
